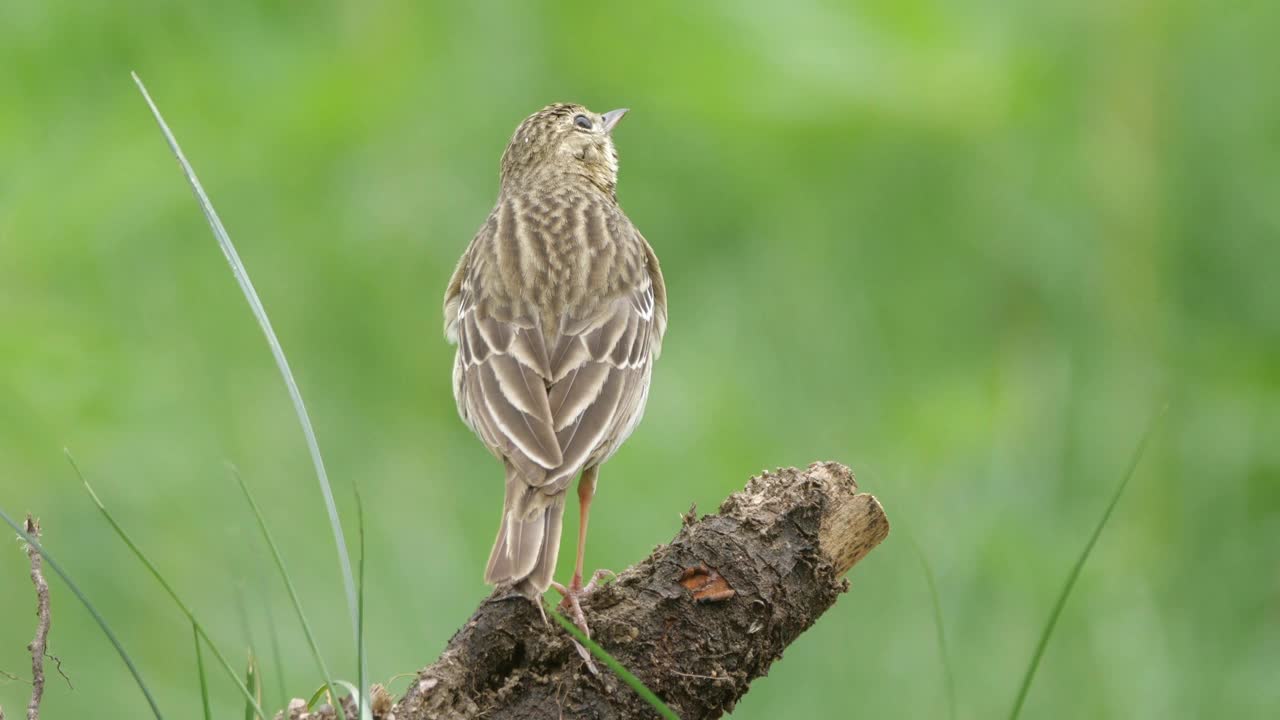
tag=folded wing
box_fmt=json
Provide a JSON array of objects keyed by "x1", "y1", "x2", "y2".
[{"x1": 452, "y1": 284, "x2": 659, "y2": 491}]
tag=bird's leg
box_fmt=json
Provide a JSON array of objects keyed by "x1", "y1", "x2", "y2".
[
  {"x1": 567, "y1": 467, "x2": 616, "y2": 600},
  {"x1": 548, "y1": 466, "x2": 616, "y2": 674},
  {"x1": 549, "y1": 579, "x2": 597, "y2": 674},
  {"x1": 569, "y1": 465, "x2": 599, "y2": 594}
]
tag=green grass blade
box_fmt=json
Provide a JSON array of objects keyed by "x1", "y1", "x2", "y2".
[
  {"x1": 305, "y1": 683, "x2": 329, "y2": 709},
  {"x1": 71, "y1": 452, "x2": 267, "y2": 718},
  {"x1": 194, "y1": 623, "x2": 212, "y2": 720},
  {"x1": 1007, "y1": 410, "x2": 1163, "y2": 720},
  {"x1": 545, "y1": 604, "x2": 679, "y2": 720},
  {"x1": 334, "y1": 680, "x2": 365, "y2": 718},
  {"x1": 235, "y1": 583, "x2": 256, "y2": 661},
  {"x1": 261, "y1": 577, "x2": 289, "y2": 711},
  {"x1": 243, "y1": 651, "x2": 261, "y2": 720},
  {"x1": 0, "y1": 506, "x2": 164, "y2": 719},
  {"x1": 231, "y1": 465, "x2": 344, "y2": 713},
  {"x1": 129, "y1": 71, "x2": 360, "y2": 650},
  {"x1": 909, "y1": 537, "x2": 956, "y2": 720},
  {"x1": 355, "y1": 483, "x2": 371, "y2": 720}
]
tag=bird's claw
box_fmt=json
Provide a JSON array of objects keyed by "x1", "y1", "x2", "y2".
[
  {"x1": 581, "y1": 568, "x2": 617, "y2": 594},
  {"x1": 549, "y1": 571, "x2": 615, "y2": 677}
]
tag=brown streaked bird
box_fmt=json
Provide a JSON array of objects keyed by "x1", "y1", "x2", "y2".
[{"x1": 443, "y1": 103, "x2": 667, "y2": 631}]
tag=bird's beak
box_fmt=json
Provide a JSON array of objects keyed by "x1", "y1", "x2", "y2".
[{"x1": 601, "y1": 108, "x2": 629, "y2": 134}]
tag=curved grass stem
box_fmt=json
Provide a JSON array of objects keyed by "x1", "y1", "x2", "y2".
[{"x1": 1007, "y1": 408, "x2": 1165, "y2": 719}]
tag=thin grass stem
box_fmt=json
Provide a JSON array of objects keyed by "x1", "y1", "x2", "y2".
[
  {"x1": 0, "y1": 506, "x2": 163, "y2": 718},
  {"x1": 909, "y1": 537, "x2": 956, "y2": 720},
  {"x1": 129, "y1": 71, "x2": 359, "y2": 654},
  {"x1": 1007, "y1": 409, "x2": 1164, "y2": 719},
  {"x1": 545, "y1": 604, "x2": 679, "y2": 720},
  {"x1": 355, "y1": 483, "x2": 370, "y2": 720},
  {"x1": 261, "y1": 577, "x2": 288, "y2": 710},
  {"x1": 194, "y1": 623, "x2": 212, "y2": 720},
  {"x1": 231, "y1": 465, "x2": 344, "y2": 713},
  {"x1": 71, "y1": 452, "x2": 266, "y2": 718},
  {"x1": 243, "y1": 652, "x2": 261, "y2": 720}
]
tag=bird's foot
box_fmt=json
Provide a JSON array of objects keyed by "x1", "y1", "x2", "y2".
[
  {"x1": 550, "y1": 569, "x2": 616, "y2": 675},
  {"x1": 579, "y1": 568, "x2": 617, "y2": 595}
]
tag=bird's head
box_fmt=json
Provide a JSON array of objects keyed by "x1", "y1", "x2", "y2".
[{"x1": 499, "y1": 103, "x2": 629, "y2": 198}]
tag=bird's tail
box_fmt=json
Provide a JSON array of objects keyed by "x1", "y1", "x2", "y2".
[{"x1": 484, "y1": 466, "x2": 565, "y2": 596}]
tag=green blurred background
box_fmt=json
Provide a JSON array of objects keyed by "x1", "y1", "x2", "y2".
[{"x1": 2, "y1": 1, "x2": 1278, "y2": 717}]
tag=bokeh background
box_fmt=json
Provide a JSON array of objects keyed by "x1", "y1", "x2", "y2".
[{"x1": 2, "y1": 1, "x2": 1278, "y2": 717}]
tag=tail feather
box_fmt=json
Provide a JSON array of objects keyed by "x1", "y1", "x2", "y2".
[{"x1": 485, "y1": 469, "x2": 565, "y2": 595}]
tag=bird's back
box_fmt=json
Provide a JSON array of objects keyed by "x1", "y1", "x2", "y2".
[
  {"x1": 464, "y1": 189, "x2": 653, "y2": 336},
  {"x1": 445, "y1": 186, "x2": 666, "y2": 492}
]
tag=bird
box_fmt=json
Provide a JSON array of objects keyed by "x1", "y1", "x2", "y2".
[{"x1": 443, "y1": 103, "x2": 667, "y2": 635}]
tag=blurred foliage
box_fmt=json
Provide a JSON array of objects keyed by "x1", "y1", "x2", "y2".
[{"x1": 2, "y1": 1, "x2": 1278, "y2": 718}]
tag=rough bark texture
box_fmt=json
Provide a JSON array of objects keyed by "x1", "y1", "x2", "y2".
[
  {"x1": 274, "y1": 462, "x2": 887, "y2": 720},
  {"x1": 382, "y1": 461, "x2": 889, "y2": 720}
]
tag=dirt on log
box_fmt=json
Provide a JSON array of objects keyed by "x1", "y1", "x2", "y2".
[{"x1": 281, "y1": 461, "x2": 888, "y2": 720}]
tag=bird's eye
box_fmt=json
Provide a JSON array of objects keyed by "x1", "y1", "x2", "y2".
[{"x1": 573, "y1": 114, "x2": 592, "y2": 130}]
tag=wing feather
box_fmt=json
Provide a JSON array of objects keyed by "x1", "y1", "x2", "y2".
[
  {"x1": 554, "y1": 366, "x2": 626, "y2": 475},
  {"x1": 549, "y1": 362, "x2": 611, "y2": 432},
  {"x1": 447, "y1": 203, "x2": 667, "y2": 494},
  {"x1": 539, "y1": 283, "x2": 661, "y2": 486}
]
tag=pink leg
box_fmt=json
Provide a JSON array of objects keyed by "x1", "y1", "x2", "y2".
[
  {"x1": 570, "y1": 465, "x2": 598, "y2": 592},
  {"x1": 550, "y1": 466, "x2": 612, "y2": 674}
]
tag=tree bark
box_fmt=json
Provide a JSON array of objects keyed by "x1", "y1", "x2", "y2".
[{"x1": 283, "y1": 461, "x2": 888, "y2": 720}]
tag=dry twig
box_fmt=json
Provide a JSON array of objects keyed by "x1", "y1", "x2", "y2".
[{"x1": 23, "y1": 515, "x2": 51, "y2": 720}]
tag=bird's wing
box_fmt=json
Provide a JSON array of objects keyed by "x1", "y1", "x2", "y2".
[
  {"x1": 447, "y1": 209, "x2": 665, "y2": 492},
  {"x1": 451, "y1": 275, "x2": 563, "y2": 485},
  {"x1": 543, "y1": 272, "x2": 661, "y2": 489},
  {"x1": 640, "y1": 229, "x2": 668, "y2": 359}
]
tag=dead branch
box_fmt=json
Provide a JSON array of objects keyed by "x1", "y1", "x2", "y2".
[
  {"x1": 23, "y1": 515, "x2": 51, "y2": 720},
  {"x1": 278, "y1": 462, "x2": 888, "y2": 719}
]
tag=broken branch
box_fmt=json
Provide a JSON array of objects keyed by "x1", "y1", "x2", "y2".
[
  {"x1": 391, "y1": 461, "x2": 889, "y2": 719},
  {"x1": 24, "y1": 515, "x2": 51, "y2": 720}
]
